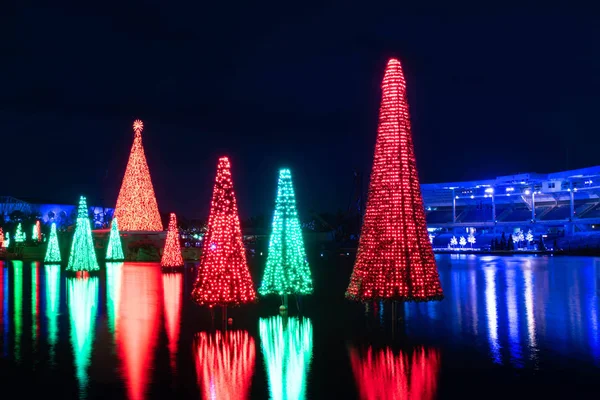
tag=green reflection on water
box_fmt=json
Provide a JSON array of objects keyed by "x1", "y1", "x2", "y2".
[{"x1": 259, "y1": 316, "x2": 313, "y2": 400}]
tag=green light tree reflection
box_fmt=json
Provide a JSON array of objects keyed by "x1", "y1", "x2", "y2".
[
  {"x1": 68, "y1": 274, "x2": 99, "y2": 396},
  {"x1": 106, "y1": 262, "x2": 123, "y2": 336},
  {"x1": 259, "y1": 316, "x2": 313, "y2": 400},
  {"x1": 45, "y1": 264, "x2": 60, "y2": 363}
]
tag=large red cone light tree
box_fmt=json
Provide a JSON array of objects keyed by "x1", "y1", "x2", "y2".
[
  {"x1": 114, "y1": 119, "x2": 163, "y2": 231},
  {"x1": 192, "y1": 157, "x2": 257, "y2": 307},
  {"x1": 346, "y1": 58, "x2": 443, "y2": 302}
]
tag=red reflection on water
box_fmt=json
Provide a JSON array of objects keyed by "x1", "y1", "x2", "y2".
[
  {"x1": 194, "y1": 330, "x2": 256, "y2": 400},
  {"x1": 116, "y1": 263, "x2": 161, "y2": 400},
  {"x1": 349, "y1": 346, "x2": 441, "y2": 400},
  {"x1": 162, "y1": 272, "x2": 182, "y2": 371}
]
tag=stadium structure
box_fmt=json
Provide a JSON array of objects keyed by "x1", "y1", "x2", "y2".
[{"x1": 422, "y1": 165, "x2": 600, "y2": 250}]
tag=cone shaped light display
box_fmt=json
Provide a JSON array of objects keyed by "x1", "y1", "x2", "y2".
[
  {"x1": 106, "y1": 218, "x2": 125, "y2": 261},
  {"x1": 259, "y1": 169, "x2": 313, "y2": 296},
  {"x1": 192, "y1": 157, "x2": 257, "y2": 307},
  {"x1": 161, "y1": 213, "x2": 184, "y2": 268},
  {"x1": 44, "y1": 223, "x2": 62, "y2": 264},
  {"x1": 67, "y1": 196, "x2": 100, "y2": 272},
  {"x1": 114, "y1": 119, "x2": 163, "y2": 231},
  {"x1": 33, "y1": 221, "x2": 41, "y2": 242},
  {"x1": 346, "y1": 59, "x2": 443, "y2": 302},
  {"x1": 15, "y1": 223, "x2": 26, "y2": 243}
]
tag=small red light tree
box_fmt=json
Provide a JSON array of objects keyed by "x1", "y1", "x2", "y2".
[
  {"x1": 192, "y1": 157, "x2": 257, "y2": 308},
  {"x1": 161, "y1": 213, "x2": 184, "y2": 268}
]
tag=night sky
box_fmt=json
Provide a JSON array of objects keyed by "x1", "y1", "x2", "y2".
[{"x1": 2, "y1": 4, "x2": 598, "y2": 219}]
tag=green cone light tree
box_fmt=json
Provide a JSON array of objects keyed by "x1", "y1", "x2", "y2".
[
  {"x1": 44, "y1": 223, "x2": 62, "y2": 264},
  {"x1": 259, "y1": 168, "x2": 314, "y2": 299},
  {"x1": 106, "y1": 218, "x2": 125, "y2": 261},
  {"x1": 15, "y1": 223, "x2": 26, "y2": 243},
  {"x1": 67, "y1": 196, "x2": 100, "y2": 272}
]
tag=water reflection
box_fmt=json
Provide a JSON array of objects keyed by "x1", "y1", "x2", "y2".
[
  {"x1": 45, "y1": 265, "x2": 60, "y2": 363},
  {"x1": 31, "y1": 262, "x2": 41, "y2": 347},
  {"x1": 117, "y1": 263, "x2": 161, "y2": 400},
  {"x1": 13, "y1": 261, "x2": 23, "y2": 362},
  {"x1": 483, "y1": 265, "x2": 500, "y2": 364},
  {"x1": 349, "y1": 346, "x2": 441, "y2": 400},
  {"x1": 523, "y1": 263, "x2": 538, "y2": 364},
  {"x1": 162, "y1": 272, "x2": 182, "y2": 371},
  {"x1": 1, "y1": 263, "x2": 8, "y2": 357},
  {"x1": 259, "y1": 316, "x2": 313, "y2": 400},
  {"x1": 194, "y1": 331, "x2": 256, "y2": 400},
  {"x1": 68, "y1": 274, "x2": 99, "y2": 396},
  {"x1": 505, "y1": 268, "x2": 522, "y2": 367},
  {"x1": 106, "y1": 262, "x2": 123, "y2": 336}
]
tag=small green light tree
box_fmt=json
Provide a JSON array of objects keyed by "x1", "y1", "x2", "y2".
[
  {"x1": 66, "y1": 196, "x2": 100, "y2": 272},
  {"x1": 15, "y1": 223, "x2": 26, "y2": 243},
  {"x1": 44, "y1": 222, "x2": 62, "y2": 264},
  {"x1": 105, "y1": 217, "x2": 125, "y2": 261},
  {"x1": 259, "y1": 168, "x2": 313, "y2": 300}
]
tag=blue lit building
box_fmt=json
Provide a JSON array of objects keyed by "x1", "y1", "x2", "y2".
[{"x1": 421, "y1": 166, "x2": 600, "y2": 249}]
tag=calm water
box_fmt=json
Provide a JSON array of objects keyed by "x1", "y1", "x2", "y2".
[{"x1": 0, "y1": 255, "x2": 599, "y2": 399}]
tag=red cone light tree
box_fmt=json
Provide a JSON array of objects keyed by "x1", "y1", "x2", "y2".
[
  {"x1": 114, "y1": 119, "x2": 163, "y2": 231},
  {"x1": 192, "y1": 157, "x2": 257, "y2": 307},
  {"x1": 346, "y1": 59, "x2": 443, "y2": 302},
  {"x1": 161, "y1": 213, "x2": 184, "y2": 268}
]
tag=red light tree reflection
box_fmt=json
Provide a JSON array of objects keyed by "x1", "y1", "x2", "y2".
[
  {"x1": 193, "y1": 331, "x2": 256, "y2": 400},
  {"x1": 349, "y1": 346, "x2": 440, "y2": 400},
  {"x1": 117, "y1": 263, "x2": 161, "y2": 400},
  {"x1": 162, "y1": 272, "x2": 182, "y2": 371}
]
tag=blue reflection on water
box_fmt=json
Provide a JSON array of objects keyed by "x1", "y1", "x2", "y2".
[{"x1": 403, "y1": 255, "x2": 600, "y2": 368}]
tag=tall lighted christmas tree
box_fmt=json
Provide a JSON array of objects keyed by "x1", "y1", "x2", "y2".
[
  {"x1": 346, "y1": 58, "x2": 443, "y2": 302},
  {"x1": 114, "y1": 119, "x2": 163, "y2": 231},
  {"x1": 44, "y1": 223, "x2": 62, "y2": 264},
  {"x1": 161, "y1": 213, "x2": 184, "y2": 268},
  {"x1": 15, "y1": 223, "x2": 26, "y2": 243},
  {"x1": 259, "y1": 168, "x2": 313, "y2": 297},
  {"x1": 67, "y1": 196, "x2": 100, "y2": 272},
  {"x1": 106, "y1": 218, "x2": 125, "y2": 261},
  {"x1": 192, "y1": 157, "x2": 257, "y2": 307}
]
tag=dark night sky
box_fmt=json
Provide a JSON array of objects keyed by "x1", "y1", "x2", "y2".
[{"x1": 1, "y1": 3, "x2": 599, "y2": 219}]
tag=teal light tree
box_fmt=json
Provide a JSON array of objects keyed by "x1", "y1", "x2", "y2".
[
  {"x1": 106, "y1": 218, "x2": 125, "y2": 261},
  {"x1": 67, "y1": 196, "x2": 100, "y2": 272},
  {"x1": 44, "y1": 223, "x2": 62, "y2": 264},
  {"x1": 259, "y1": 169, "x2": 313, "y2": 299},
  {"x1": 14, "y1": 223, "x2": 26, "y2": 243}
]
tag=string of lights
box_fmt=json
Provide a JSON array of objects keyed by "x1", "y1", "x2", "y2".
[
  {"x1": 44, "y1": 222, "x2": 61, "y2": 264},
  {"x1": 259, "y1": 168, "x2": 313, "y2": 296},
  {"x1": 114, "y1": 119, "x2": 163, "y2": 231},
  {"x1": 161, "y1": 213, "x2": 184, "y2": 268},
  {"x1": 192, "y1": 157, "x2": 257, "y2": 307},
  {"x1": 106, "y1": 218, "x2": 125, "y2": 261},
  {"x1": 66, "y1": 196, "x2": 100, "y2": 272},
  {"x1": 346, "y1": 58, "x2": 444, "y2": 302}
]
